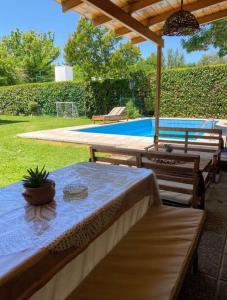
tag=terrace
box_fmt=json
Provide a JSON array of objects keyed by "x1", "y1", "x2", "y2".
[{"x1": 1, "y1": 1, "x2": 227, "y2": 300}]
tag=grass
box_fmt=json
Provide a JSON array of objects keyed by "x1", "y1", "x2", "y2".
[{"x1": 0, "y1": 115, "x2": 91, "y2": 187}]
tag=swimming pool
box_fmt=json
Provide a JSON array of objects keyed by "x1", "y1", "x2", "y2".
[{"x1": 76, "y1": 118, "x2": 214, "y2": 138}]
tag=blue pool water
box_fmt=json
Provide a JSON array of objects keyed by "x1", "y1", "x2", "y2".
[{"x1": 76, "y1": 118, "x2": 214, "y2": 138}]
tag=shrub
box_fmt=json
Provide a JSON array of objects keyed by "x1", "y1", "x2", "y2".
[
  {"x1": 28, "y1": 101, "x2": 39, "y2": 115},
  {"x1": 0, "y1": 81, "x2": 86, "y2": 116},
  {"x1": 149, "y1": 64, "x2": 227, "y2": 119},
  {"x1": 0, "y1": 77, "x2": 8, "y2": 86},
  {"x1": 0, "y1": 70, "x2": 151, "y2": 117},
  {"x1": 1, "y1": 65, "x2": 226, "y2": 119},
  {"x1": 126, "y1": 100, "x2": 141, "y2": 119}
]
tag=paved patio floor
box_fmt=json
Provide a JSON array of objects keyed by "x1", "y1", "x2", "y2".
[
  {"x1": 18, "y1": 124, "x2": 154, "y2": 149},
  {"x1": 179, "y1": 171, "x2": 227, "y2": 300}
]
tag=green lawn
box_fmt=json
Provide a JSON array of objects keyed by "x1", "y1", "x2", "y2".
[{"x1": 0, "y1": 115, "x2": 91, "y2": 187}]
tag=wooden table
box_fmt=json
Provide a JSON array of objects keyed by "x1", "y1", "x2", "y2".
[{"x1": 0, "y1": 162, "x2": 160, "y2": 300}]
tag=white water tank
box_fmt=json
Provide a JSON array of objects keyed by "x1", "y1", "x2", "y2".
[{"x1": 55, "y1": 66, "x2": 73, "y2": 82}]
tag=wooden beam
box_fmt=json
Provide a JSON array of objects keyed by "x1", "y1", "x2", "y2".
[
  {"x1": 129, "y1": 0, "x2": 162, "y2": 14},
  {"x1": 131, "y1": 30, "x2": 162, "y2": 44},
  {"x1": 131, "y1": 36, "x2": 146, "y2": 44},
  {"x1": 154, "y1": 45, "x2": 162, "y2": 149},
  {"x1": 197, "y1": 8, "x2": 227, "y2": 25},
  {"x1": 116, "y1": 0, "x2": 226, "y2": 37},
  {"x1": 93, "y1": 0, "x2": 162, "y2": 26},
  {"x1": 62, "y1": 0, "x2": 83, "y2": 12},
  {"x1": 83, "y1": 0, "x2": 164, "y2": 46}
]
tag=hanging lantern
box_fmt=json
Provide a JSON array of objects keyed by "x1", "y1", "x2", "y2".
[{"x1": 163, "y1": 0, "x2": 200, "y2": 36}]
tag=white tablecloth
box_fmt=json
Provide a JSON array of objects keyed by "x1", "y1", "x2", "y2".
[{"x1": 0, "y1": 162, "x2": 160, "y2": 300}]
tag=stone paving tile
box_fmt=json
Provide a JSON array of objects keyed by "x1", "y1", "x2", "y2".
[
  {"x1": 179, "y1": 273, "x2": 217, "y2": 300},
  {"x1": 199, "y1": 230, "x2": 225, "y2": 253},
  {"x1": 205, "y1": 216, "x2": 227, "y2": 235},
  {"x1": 217, "y1": 281, "x2": 227, "y2": 300},
  {"x1": 198, "y1": 246, "x2": 222, "y2": 279}
]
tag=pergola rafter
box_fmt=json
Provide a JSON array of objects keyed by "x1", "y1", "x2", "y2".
[
  {"x1": 62, "y1": 0, "x2": 164, "y2": 46},
  {"x1": 92, "y1": 0, "x2": 163, "y2": 26}
]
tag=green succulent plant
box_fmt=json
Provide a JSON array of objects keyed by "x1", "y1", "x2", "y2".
[
  {"x1": 164, "y1": 144, "x2": 173, "y2": 153},
  {"x1": 23, "y1": 166, "x2": 49, "y2": 188}
]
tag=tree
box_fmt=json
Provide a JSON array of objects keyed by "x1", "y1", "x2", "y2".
[
  {"x1": 166, "y1": 48, "x2": 185, "y2": 69},
  {"x1": 135, "y1": 52, "x2": 166, "y2": 73},
  {"x1": 181, "y1": 18, "x2": 227, "y2": 57},
  {"x1": 0, "y1": 29, "x2": 60, "y2": 83},
  {"x1": 108, "y1": 43, "x2": 141, "y2": 79},
  {"x1": 64, "y1": 18, "x2": 141, "y2": 80},
  {"x1": 0, "y1": 46, "x2": 19, "y2": 85},
  {"x1": 197, "y1": 52, "x2": 227, "y2": 66}
]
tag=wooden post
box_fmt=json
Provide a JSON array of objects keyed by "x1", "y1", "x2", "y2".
[{"x1": 154, "y1": 45, "x2": 162, "y2": 149}]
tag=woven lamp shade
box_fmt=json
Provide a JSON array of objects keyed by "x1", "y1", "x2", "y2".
[{"x1": 163, "y1": 0, "x2": 200, "y2": 36}]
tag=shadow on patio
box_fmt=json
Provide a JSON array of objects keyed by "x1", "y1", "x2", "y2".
[{"x1": 179, "y1": 170, "x2": 227, "y2": 300}]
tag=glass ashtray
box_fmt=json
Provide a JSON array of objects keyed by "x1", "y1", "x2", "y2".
[{"x1": 63, "y1": 181, "x2": 88, "y2": 201}]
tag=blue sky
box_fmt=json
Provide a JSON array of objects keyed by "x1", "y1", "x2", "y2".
[{"x1": 0, "y1": 0, "x2": 211, "y2": 64}]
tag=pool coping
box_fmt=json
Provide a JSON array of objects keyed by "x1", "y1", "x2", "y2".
[
  {"x1": 17, "y1": 121, "x2": 154, "y2": 149},
  {"x1": 17, "y1": 117, "x2": 226, "y2": 150}
]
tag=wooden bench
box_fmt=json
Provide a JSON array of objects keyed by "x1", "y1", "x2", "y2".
[
  {"x1": 90, "y1": 145, "x2": 205, "y2": 209},
  {"x1": 67, "y1": 205, "x2": 205, "y2": 300},
  {"x1": 148, "y1": 127, "x2": 223, "y2": 183}
]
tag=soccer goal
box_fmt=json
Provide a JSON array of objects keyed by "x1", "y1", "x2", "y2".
[{"x1": 56, "y1": 102, "x2": 79, "y2": 118}]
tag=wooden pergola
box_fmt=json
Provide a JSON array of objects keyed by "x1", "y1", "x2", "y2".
[{"x1": 58, "y1": 0, "x2": 227, "y2": 144}]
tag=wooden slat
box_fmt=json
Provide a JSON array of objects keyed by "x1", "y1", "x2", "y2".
[
  {"x1": 168, "y1": 146, "x2": 217, "y2": 153},
  {"x1": 197, "y1": 8, "x2": 227, "y2": 25},
  {"x1": 82, "y1": 0, "x2": 164, "y2": 46},
  {"x1": 131, "y1": 36, "x2": 147, "y2": 44},
  {"x1": 142, "y1": 152, "x2": 199, "y2": 162},
  {"x1": 159, "y1": 127, "x2": 221, "y2": 134},
  {"x1": 142, "y1": 161, "x2": 193, "y2": 174},
  {"x1": 159, "y1": 133, "x2": 221, "y2": 140},
  {"x1": 92, "y1": 145, "x2": 200, "y2": 162},
  {"x1": 159, "y1": 184, "x2": 193, "y2": 195},
  {"x1": 95, "y1": 157, "x2": 137, "y2": 166},
  {"x1": 157, "y1": 174, "x2": 194, "y2": 184},
  {"x1": 62, "y1": 0, "x2": 83, "y2": 12},
  {"x1": 93, "y1": 0, "x2": 162, "y2": 26},
  {"x1": 154, "y1": 44, "x2": 162, "y2": 149},
  {"x1": 158, "y1": 139, "x2": 219, "y2": 147}
]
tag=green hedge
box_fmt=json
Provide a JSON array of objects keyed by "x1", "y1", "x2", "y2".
[
  {"x1": 0, "y1": 70, "x2": 151, "y2": 117},
  {"x1": 150, "y1": 64, "x2": 227, "y2": 119},
  {"x1": 0, "y1": 65, "x2": 226, "y2": 118},
  {"x1": 0, "y1": 81, "x2": 86, "y2": 116}
]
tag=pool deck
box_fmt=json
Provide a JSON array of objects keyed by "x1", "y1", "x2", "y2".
[
  {"x1": 17, "y1": 124, "x2": 154, "y2": 149},
  {"x1": 18, "y1": 118, "x2": 227, "y2": 149}
]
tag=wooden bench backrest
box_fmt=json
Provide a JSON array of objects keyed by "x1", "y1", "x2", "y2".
[
  {"x1": 90, "y1": 145, "x2": 201, "y2": 207},
  {"x1": 158, "y1": 127, "x2": 222, "y2": 153}
]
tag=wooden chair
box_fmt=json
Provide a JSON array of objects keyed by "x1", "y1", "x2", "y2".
[
  {"x1": 90, "y1": 145, "x2": 205, "y2": 209},
  {"x1": 92, "y1": 106, "x2": 128, "y2": 124},
  {"x1": 146, "y1": 127, "x2": 223, "y2": 183}
]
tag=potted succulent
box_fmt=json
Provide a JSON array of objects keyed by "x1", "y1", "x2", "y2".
[
  {"x1": 164, "y1": 144, "x2": 173, "y2": 153},
  {"x1": 22, "y1": 166, "x2": 55, "y2": 205}
]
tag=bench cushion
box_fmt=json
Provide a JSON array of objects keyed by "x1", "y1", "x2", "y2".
[{"x1": 67, "y1": 205, "x2": 205, "y2": 300}]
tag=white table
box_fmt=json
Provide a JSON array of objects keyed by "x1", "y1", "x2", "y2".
[{"x1": 0, "y1": 162, "x2": 160, "y2": 300}]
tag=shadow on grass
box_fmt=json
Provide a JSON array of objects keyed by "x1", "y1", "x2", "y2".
[{"x1": 0, "y1": 119, "x2": 28, "y2": 125}]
